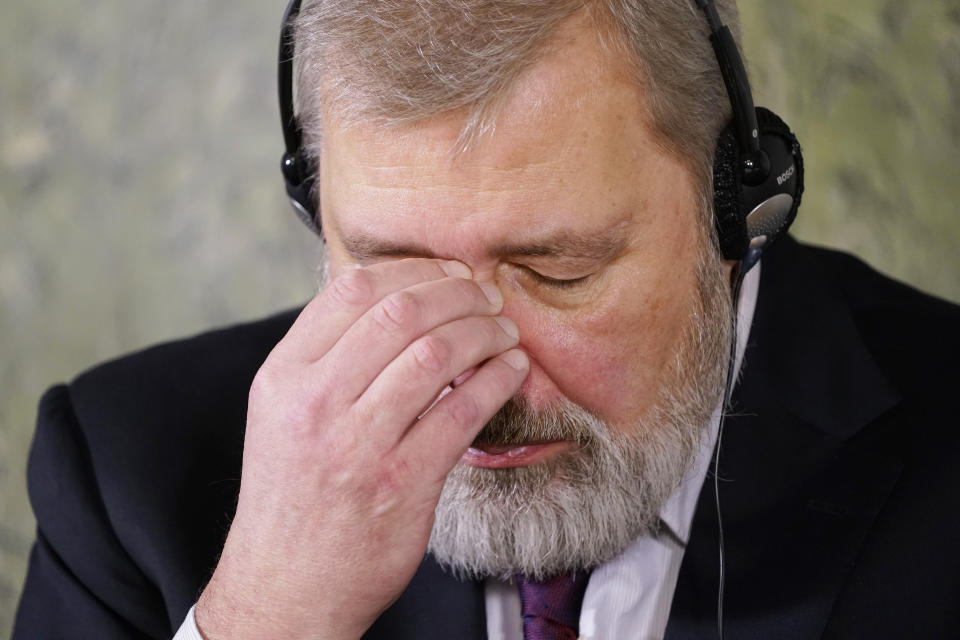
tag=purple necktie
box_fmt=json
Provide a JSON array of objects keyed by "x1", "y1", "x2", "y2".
[{"x1": 515, "y1": 571, "x2": 591, "y2": 640}]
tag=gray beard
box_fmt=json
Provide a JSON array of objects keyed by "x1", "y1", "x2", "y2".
[{"x1": 427, "y1": 247, "x2": 733, "y2": 580}]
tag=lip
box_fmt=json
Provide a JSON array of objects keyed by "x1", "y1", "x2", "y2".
[{"x1": 461, "y1": 441, "x2": 572, "y2": 468}]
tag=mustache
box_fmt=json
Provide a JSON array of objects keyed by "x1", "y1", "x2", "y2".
[{"x1": 472, "y1": 395, "x2": 602, "y2": 446}]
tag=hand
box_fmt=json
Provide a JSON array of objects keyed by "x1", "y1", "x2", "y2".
[{"x1": 195, "y1": 259, "x2": 528, "y2": 640}]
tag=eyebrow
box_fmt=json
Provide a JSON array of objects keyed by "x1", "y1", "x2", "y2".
[{"x1": 341, "y1": 226, "x2": 628, "y2": 264}]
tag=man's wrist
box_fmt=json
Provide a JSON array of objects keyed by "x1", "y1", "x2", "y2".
[{"x1": 194, "y1": 576, "x2": 361, "y2": 640}]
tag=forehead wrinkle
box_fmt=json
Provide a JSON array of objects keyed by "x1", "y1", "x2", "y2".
[{"x1": 342, "y1": 141, "x2": 577, "y2": 194}]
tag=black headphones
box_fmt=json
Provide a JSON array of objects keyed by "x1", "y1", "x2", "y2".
[{"x1": 277, "y1": 0, "x2": 804, "y2": 266}]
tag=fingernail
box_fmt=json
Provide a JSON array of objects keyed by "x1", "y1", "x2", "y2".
[
  {"x1": 440, "y1": 260, "x2": 472, "y2": 279},
  {"x1": 495, "y1": 316, "x2": 519, "y2": 340},
  {"x1": 480, "y1": 282, "x2": 503, "y2": 309},
  {"x1": 502, "y1": 349, "x2": 529, "y2": 371}
]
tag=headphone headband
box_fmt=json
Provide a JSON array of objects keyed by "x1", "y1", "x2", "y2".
[
  {"x1": 278, "y1": 0, "x2": 320, "y2": 234},
  {"x1": 278, "y1": 0, "x2": 302, "y2": 155},
  {"x1": 695, "y1": 1, "x2": 761, "y2": 161}
]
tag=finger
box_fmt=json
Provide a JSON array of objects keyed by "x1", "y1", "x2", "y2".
[
  {"x1": 398, "y1": 349, "x2": 530, "y2": 475},
  {"x1": 351, "y1": 315, "x2": 521, "y2": 444},
  {"x1": 315, "y1": 275, "x2": 505, "y2": 403},
  {"x1": 275, "y1": 258, "x2": 471, "y2": 362}
]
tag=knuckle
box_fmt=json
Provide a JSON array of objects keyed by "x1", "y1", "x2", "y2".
[
  {"x1": 249, "y1": 362, "x2": 282, "y2": 400},
  {"x1": 249, "y1": 366, "x2": 318, "y2": 434},
  {"x1": 412, "y1": 334, "x2": 452, "y2": 374},
  {"x1": 446, "y1": 395, "x2": 481, "y2": 429},
  {"x1": 259, "y1": 365, "x2": 332, "y2": 430},
  {"x1": 327, "y1": 269, "x2": 374, "y2": 307},
  {"x1": 296, "y1": 368, "x2": 328, "y2": 408},
  {"x1": 373, "y1": 291, "x2": 421, "y2": 332}
]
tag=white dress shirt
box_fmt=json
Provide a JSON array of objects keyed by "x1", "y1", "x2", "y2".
[{"x1": 175, "y1": 263, "x2": 761, "y2": 640}]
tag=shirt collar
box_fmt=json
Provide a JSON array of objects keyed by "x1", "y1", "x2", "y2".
[{"x1": 657, "y1": 261, "x2": 762, "y2": 546}]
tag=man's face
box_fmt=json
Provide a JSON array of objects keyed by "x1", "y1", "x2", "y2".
[
  {"x1": 319, "y1": 15, "x2": 732, "y2": 576},
  {"x1": 322, "y1": 15, "x2": 709, "y2": 437}
]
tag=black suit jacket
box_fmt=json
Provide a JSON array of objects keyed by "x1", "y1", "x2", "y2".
[{"x1": 12, "y1": 237, "x2": 960, "y2": 639}]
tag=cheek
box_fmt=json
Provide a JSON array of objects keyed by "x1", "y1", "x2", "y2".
[
  {"x1": 518, "y1": 322, "x2": 626, "y2": 414},
  {"x1": 508, "y1": 291, "x2": 685, "y2": 426}
]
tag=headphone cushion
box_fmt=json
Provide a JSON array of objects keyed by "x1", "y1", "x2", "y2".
[
  {"x1": 712, "y1": 123, "x2": 747, "y2": 260},
  {"x1": 754, "y1": 107, "x2": 805, "y2": 240}
]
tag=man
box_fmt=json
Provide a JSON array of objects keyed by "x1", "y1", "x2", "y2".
[{"x1": 13, "y1": 0, "x2": 960, "y2": 638}]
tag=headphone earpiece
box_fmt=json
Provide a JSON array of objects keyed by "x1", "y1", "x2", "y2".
[
  {"x1": 712, "y1": 107, "x2": 804, "y2": 261},
  {"x1": 281, "y1": 147, "x2": 321, "y2": 235}
]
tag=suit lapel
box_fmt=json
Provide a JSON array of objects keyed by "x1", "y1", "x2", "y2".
[
  {"x1": 666, "y1": 237, "x2": 902, "y2": 639},
  {"x1": 364, "y1": 554, "x2": 486, "y2": 640}
]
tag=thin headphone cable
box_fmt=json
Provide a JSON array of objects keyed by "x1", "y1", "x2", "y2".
[{"x1": 713, "y1": 247, "x2": 759, "y2": 640}]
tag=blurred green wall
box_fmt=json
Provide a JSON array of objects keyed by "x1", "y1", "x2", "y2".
[{"x1": 1, "y1": 0, "x2": 958, "y2": 634}]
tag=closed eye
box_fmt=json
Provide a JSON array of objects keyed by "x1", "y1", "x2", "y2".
[{"x1": 524, "y1": 267, "x2": 592, "y2": 289}]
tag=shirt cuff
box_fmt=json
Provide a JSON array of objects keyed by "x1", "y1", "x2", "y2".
[{"x1": 172, "y1": 605, "x2": 205, "y2": 640}]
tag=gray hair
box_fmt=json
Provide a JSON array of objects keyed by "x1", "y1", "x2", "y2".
[{"x1": 294, "y1": 0, "x2": 740, "y2": 230}]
